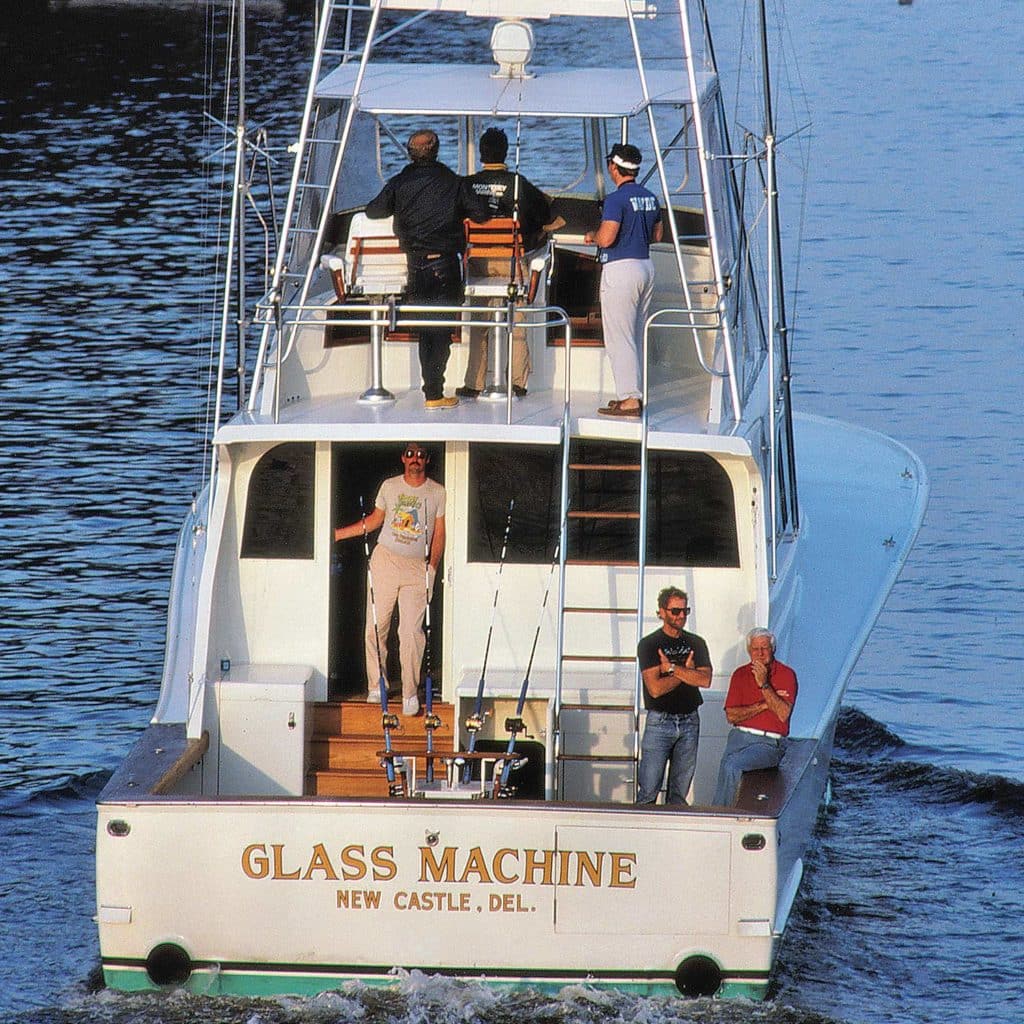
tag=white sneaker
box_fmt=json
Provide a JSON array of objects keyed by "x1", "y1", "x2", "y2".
[
  {"x1": 402, "y1": 695, "x2": 420, "y2": 716},
  {"x1": 365, "y1": 689, "x2": 381, "y2": 703}
]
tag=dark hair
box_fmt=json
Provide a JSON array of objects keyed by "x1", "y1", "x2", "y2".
[
  {"x1": 479, "y1": 127, "x2": 508, "y2": 163},
  {"x1": 407, "y1": 130, "x2": 439, "y2": 164},
  {"x1": 606, "y1": 142, "x2": 643, "y2": 177},
  {"x1": 657, "y1": 586, "x2": 687, "y2": 610}
]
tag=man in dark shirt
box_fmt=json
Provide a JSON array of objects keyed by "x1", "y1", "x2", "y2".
[
  {"x1": 457, "y1": 128, "x2": 552, "y2": 398},
  {"x1": 636, "y1": 586, "x2": 712, "y2": 805},
  {"x1": 365, "y1": 129, "x2": 490, "y2": 408}
]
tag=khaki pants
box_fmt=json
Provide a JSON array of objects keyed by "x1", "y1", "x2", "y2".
[
  {"x1": 364, "y1": 544, "x2": 433, "y2": 701},
  {"x1": 463, "y1": 256, "x2": 533, "y2": 390}
]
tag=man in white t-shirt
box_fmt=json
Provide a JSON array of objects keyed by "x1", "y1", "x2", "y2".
[{"x1": 334, "y1": 444, "x2": 445, "y2": 716}]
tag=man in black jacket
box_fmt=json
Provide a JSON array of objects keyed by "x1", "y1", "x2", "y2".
[{"x1": 365, "y1": 130, "x2": 490, "y2": 408}]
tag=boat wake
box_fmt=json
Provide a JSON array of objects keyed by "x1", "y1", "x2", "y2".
[
  {"x1": 835, "y1": 707, "x2": 1024, "y2": 819},
  {"x1": 35, "y1": 974, "x2": 849, "y2": 1024}
]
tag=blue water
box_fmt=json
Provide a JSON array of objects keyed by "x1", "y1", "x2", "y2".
[{"x1": 2, "y1": 2, "x2": 1021, "y2": 1023}]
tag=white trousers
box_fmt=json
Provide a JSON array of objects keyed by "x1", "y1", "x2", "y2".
[{"x1": 599, "y1": 257, "x2": 655, "y2": 401}]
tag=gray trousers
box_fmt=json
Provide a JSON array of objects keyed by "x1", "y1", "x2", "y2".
[{"x1": 599, "y1": 257, "x2": 655, "y2": 401}]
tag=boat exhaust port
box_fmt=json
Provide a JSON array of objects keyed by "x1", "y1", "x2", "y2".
[
  {"x1": 674, "y1": 955, "x2": 723, "y2": 997},
  {"x1": 145, "y1": 943, "x2": 193, "y2": 987}
]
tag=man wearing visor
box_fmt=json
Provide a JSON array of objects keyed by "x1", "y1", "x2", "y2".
[{"x1": 584, "y1": 143, "x2": 664, "y2": 418}]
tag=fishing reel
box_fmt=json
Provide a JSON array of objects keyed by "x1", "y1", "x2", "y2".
[{"x1": 464, "y1": 710, "x2": 489, "y2": 734}]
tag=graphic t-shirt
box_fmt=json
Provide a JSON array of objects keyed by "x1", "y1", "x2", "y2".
[
  {"x1": 598, "y1": 181, "x2": 661, "y2": 264},
  {"x1": 374, "y1": 474, "x2": 446, "y2": 561},
  {"x1": 636, "y1": 627, "x2": 712, "y2": 715}
]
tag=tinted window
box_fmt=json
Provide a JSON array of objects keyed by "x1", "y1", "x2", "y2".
[
  {"x1": 468, "y1": 442, "x2": 738, "y2": 568},
  {"x1": 240, "y1": 443, "x2": 316, "y2": 559}
]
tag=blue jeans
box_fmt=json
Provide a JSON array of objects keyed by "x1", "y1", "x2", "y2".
[
  {"x1": 636, "y1": 710, "x2": 700, "y2": 805},
  {"x1": 712, "y1": 728, "x2": 785, "y2": 805}
]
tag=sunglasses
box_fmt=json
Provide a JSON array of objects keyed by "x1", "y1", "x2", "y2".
[
  {"x1": 404, "y1": 448, "x2": 428, "y2": 459},
  {"x1": 664, "y1": 606, "x2": 689, "y2": 616}
]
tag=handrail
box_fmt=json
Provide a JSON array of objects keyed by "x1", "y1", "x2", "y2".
[
  {"x1": 645, "y1": 306, "x2": 729, "y2": 379},
  {"x1": 252, "y1": 297, "x2": 571, "y2": 428}
]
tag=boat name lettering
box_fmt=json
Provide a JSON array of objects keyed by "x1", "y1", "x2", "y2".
[
  {"x1": 239, "y1": 843, "x2": 637, "y2": 889},
  {"x1": 418, "y1": 846, "x2": 637, "y2": 888},
  {"x1": 241, "y1": 843, "x2": 398, "y2": 881}
]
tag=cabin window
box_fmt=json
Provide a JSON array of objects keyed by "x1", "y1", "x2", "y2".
[
  {"x1": 467, "y1": 442, "x2": 739, "y2": 568},
  {"x1": 468, "y1": 444, "x2": 561, "y2": 564},
  {"x1": 240, "y1": 443, "x2": 316, "y2": 559}
]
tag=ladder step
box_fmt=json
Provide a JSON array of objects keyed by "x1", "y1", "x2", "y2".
[
  {"x1": 561, "y1": 654, "x2": 635, "y2": 663},
  {"x1": 568, "y1": 511, "x2": 640, "y2": 521},
  {"x1": 563, "y1": 606, "x2": 637, "y2": 615},
  {"x1": 569, "y1": 463, "x2": 641, "y2": 472},
  {"x1": 559, "y1": 703, "x2": 635, "y2": 713},
  {"x1": 565, "y1": 558, "x2": 639, "y2": 567},
  {"x1": 557, "y1": 754, "x2": 636, "y2": 763}
]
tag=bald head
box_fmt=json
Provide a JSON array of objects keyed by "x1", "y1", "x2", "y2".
[{"x1": 407, "y1": 130, "x2": 440, "y2": 164}]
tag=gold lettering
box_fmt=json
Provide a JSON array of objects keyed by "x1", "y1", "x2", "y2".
[
  {"x1": 370, "y1": 845, "x2": 397, "y2": 881},
  {"x1": 419, "y1": 845, "x2": 457, "y2": 883},
  {"x1": 241, "y1": 843, "x2": 269, "y2": 879},
  {"x1": 609, "y1": 852, "x2": 637, "y2": 889},
  {"x1": 523, "y1": 848, "x2": 554, "y2": 885},
  {"x1": 271, "y1": 844, "x2": 300, "y2": 880},
  {"x1": 340, "y1": 844, "x2": 368, "y2": 881},
  {"x1": 303, "y1": 843, "x2": 339, "y2": 881},
  {"x1": 557, "y1": 848, "x2": 572, "y2": 886},
  {"x1": 492, "y1": 848, "x2": 519, "y2": 884},
  {"x1": 458, "y1": 846, "x2": 493, "y2": 884},
  {"x1": 574, "y1": 851, "x2": 604, "y2": 887}
]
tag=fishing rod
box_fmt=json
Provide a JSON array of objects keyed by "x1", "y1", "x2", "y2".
[
  {"x1": 496, "y1": 541, "x2": 559, "y2": 797},
  {"x1": 422, "y1": 521, "x2": 439, "y2": 785},
  {"x1": 360, "y1": 495, "x2": 400, "y2": 795},
  {"x1": 463, "y1": 498, "x2": 514, "y2": 784}
]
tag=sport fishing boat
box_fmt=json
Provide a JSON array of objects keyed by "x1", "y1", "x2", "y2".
[{"x1": 95, "y1": 0, "x2": 927, "y2": 1001}]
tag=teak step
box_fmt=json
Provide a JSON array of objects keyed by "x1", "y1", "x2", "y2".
[
  {"x1": 312, "y1": 699, "x2": 454, "y2": 736},
  {"x1": 568, "y1": 510, "x2": 640, "y2": 520},
  {"x1": 310, "y1": 768, "x2": 394, "y2": 798},
  {"x1": 308, "y1": 701, "x2": 456, "y2": 797}
]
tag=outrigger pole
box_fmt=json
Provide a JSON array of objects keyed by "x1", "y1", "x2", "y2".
[
  {"x1": 757, "y1": 0, "x2": 800, "y2": 535},
  {"x1": 360, "y1": 496, "x2": 400, "y2": 794},
  {"x1": 422, "y1": 522, "x2": 439, "y2": 784},
  {"x1": 497, "y1": 543, "x2": 559, "y2": 797},
  {"x1": 462, "y1": 498, "x2": 514, "y2": 783}
]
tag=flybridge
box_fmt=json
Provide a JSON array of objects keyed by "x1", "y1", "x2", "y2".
[
  {"x1": 381, "y1": 0, "x2": 656, "y2": 18},
  {"x1": 314, "y1": 64, "x2": 717, "y2": 118}
]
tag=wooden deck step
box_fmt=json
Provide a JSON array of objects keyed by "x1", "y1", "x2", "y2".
[{"x1": 308, "y1": 700, "x2": 456, "y2": 797}]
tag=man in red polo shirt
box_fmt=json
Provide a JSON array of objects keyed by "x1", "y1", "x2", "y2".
[{"x1": 712, "y1": 628, "x2": 798, "y2": 805}]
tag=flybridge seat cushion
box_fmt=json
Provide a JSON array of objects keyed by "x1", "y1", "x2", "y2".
[
  {"x1": 325, "y1": 212, "x2": 408, "y2": 299},
  {"x1": 463, "y1": 217, "x2": 552, "y2": 304}
]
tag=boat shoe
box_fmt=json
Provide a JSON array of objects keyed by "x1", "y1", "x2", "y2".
[
  {"x1": 598, "y1": 399, "x2": 642, "y2": 417},
  {"x1": 425, "y1": 396, "x2": 459, "y2": 410}
]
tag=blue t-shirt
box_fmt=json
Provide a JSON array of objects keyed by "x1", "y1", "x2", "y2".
[{"x1": 598, "y1": 181, "x2": 661, "y2": 264}]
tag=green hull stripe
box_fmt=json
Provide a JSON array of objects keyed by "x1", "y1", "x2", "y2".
[{"x1": 102, "y1": 964, "x2": 767, "y2": 1001}]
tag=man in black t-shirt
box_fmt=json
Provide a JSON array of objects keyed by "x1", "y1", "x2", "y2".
[
  {"x1": 635, "y1": 586, "x2": 712, "y2": 805},
  {"x1": 457, "y1": 127, "x2": 553, "y2": 398}
]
